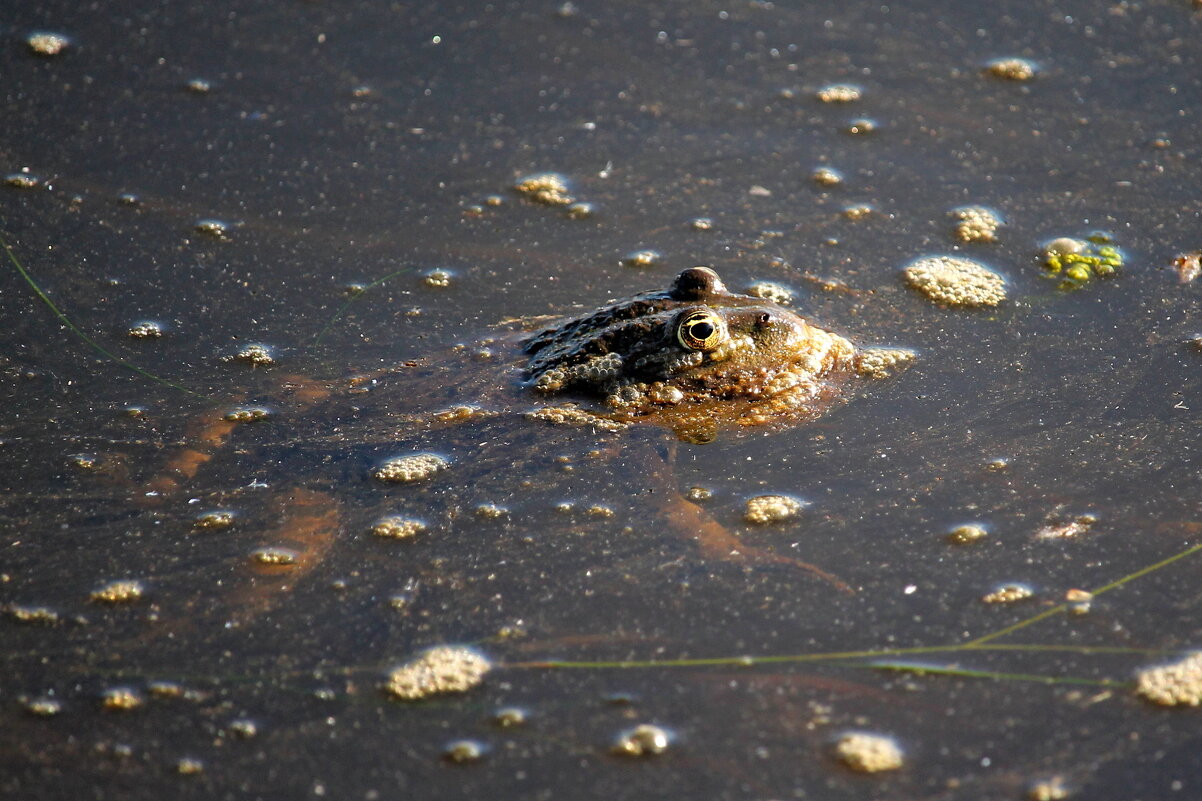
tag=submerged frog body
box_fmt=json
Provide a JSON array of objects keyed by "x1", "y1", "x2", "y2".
[{"x1": 525, "y1": 267, "x2": 877, "y2": 436}]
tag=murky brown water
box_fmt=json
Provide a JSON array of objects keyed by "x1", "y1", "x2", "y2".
[{"x1": 4, "y1": 1, "x2": 1202, "y2": 798}]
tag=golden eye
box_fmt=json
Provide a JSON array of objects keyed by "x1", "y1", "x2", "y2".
[{"x1": 675, "y1": 309, "x2": 725, "y2": 351}]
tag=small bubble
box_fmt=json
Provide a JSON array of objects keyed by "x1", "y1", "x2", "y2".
[
  {"x1": 443, "y1": 740, "x2": 487, "y2": 763},
  {"x1": 845, "y1": 118, "x2": 876, "y2": 135},
  {"x1": 493, "y1": 707, "x2": 528, "y2": 727},
  {"x1": 612, "y1": 724, "x2": 672, "y2": 757}
]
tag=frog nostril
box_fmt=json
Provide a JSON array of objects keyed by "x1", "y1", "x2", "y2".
[{"x1": 759, "y1": 313, "x2": 771, "y2": 324}]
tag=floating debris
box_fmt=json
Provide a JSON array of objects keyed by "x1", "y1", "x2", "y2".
[
  {"x1": 686, "y1": 486, "x2": 712, "y2": 502},
  {"x1": 1135, "y1": 652, "x2": 1202, "y2": 707},
  {"x1": 902, "y1": 255, "x2": 1007, "y2": 307},
  {"x1": 68, "y1": 453, "x2": 98, "y2": 470},
  {"x1": 234, "y1": 344, "x2": 275, "y2": 367},
  {"x1": 24, "y1": 697, "x2": 63, "y2": 716},
  {"x1": 1028, "y1": 776, "x2": 1071, "y2": 801},
  {"x1": 27, "y1": 32, "x2": 71, "y2": 56},
  {"x1": 224, "y1": 407, "x2": 270, "y2": 423},
  {"x1": 689, "y1": 217, "x2": 714, "y2": 231},
  {"x1": 811, "y1": 166, "x2": 843, "y2": 187},
  {"x1": 566, "y1": 201, "x2": 596, "y2": 219},
  {"x1": 371, "y1": 516, "x2": 426, "y2": 540},
  {"x1": 5, "y1": 604, "x2": 59, "y2": 625},
  {"x1": 586, "y1": 504, "x2": 614, "y2": 518},
  {"x1": 5, "y1": 172, "x2": 40, "y2": 189},
  {"x1": 986, "y1": 57, "x2": 1038, "y2": 81},
  {"x1": 621, "y1": 249, "x2": 661, "y2": 269},
  {"x1": 228, "y1": 719, "x2": 258, "y2": 738},
  {"x1": 250, "y1": 547, "x2": 298, "y2": 566},
  {"x1": 744, "y1": 494, "x2": 806, "y2": 524},
  {"x1": 1042, "y1": 234, "x2": 1123, "y2": 289},
  {"x1": 193, "y1": 219, "x2": 232, "y2": 240},
  {"x1": 1171, "y1": 250, "x2": 1201, "y2": 284},
  {"x1": 493, "y1": 707, "x2": 527, "y2": 727},
  {"x1": 525, "y1": 405, "x2": 628, "y2": 432},
  {"x1": 947, "y1": 524, "x2": 988, "y2": 545},
  {"x1": 90, "y1": 580, "x2": 144, "y2": 604},
  {"x1": 982, "y1": 583, "x2": 1034, "y2": 604},
  {"x1": 1065, "y1": 588, "x2": 1093, "y2": 615},
  {"x1": 855, "y1": 348, "x2": 916, "y2": 379},
  {"x1": 147, "y1": 681, "x2": 185, "y2": 698},
  {"x1": 175, "y1": 758, "x2": 204, "y2": 775},
  {"x1": 383, "y1": 646, "x2": 492, "y2": 701},
  {"x1": 185, "y1": 78, "x2": 211, "y2": 94},
  {"x1": 373, "y1": 452, "x2": 450, "y2": 483},
  {"x1": 193, "y1": 510, "x2": 235, "y2": 530},
  {"x1": 950, "y1": 205, "x2": 1003, "y2": 243},
  {"x1": 834, "y1": 732, "x2": 904, "y2": 773},
  {"x1": 842, "y1": 203, "x2": 873, "y2": 220},
  {"x1": 127, "y1": 321, "x2": 164, "y2": 339},
  {"x1": 816, "y1": 84, "x2": 862, "y2": 103},
  {"x1": 443, "y1": 740, "x2": 487, "y2": 763},
  {"x1": 474, "y1": 503, "x2": 509, "y2": 519},
  {"x1": 102, "y1": 687, "x2": 144, "y2": 711},
  {"x1": 746, "y1": 281, "x2": 794, "y2": 304},
  {"x1": 1034, "y1": 513, "x2": 1097, "y2": 541},
  {"x1": 513, "y1": 172, "x2": 574, "y2": 206},
  {"x1": 611, "y1": 724, "x2": 672, "y2": 757}
]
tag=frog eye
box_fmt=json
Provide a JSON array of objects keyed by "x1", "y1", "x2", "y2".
[{"x1": 675, "y1": 309, "x2": 726, "y2": 351}]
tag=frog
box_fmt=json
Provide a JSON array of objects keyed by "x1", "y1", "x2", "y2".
[
  {"x1": 135, "y1": 266, "x2": 912, "y2": 631},
  {"x1": 523, "y1": 266, "x2": 877, "y2": 441}
]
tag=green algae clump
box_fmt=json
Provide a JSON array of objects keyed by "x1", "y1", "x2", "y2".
[{"x1": 1042, "y1": 234, "x2": 1123, "y2": 289}]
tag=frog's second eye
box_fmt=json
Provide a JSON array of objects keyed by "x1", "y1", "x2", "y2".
[{"x1": 675, "y1": 309, "x2": 726, "y2": 351}]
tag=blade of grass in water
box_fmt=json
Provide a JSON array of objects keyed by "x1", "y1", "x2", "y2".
[{"x1": 1, "y1": 227, "x2": 207, "y2": 399}]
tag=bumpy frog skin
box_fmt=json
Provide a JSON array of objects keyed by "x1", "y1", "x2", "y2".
[{"x1": 524, "y1": 267, "x2": 867, "y2": 433}]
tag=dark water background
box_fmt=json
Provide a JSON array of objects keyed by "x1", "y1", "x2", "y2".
[{"x1": 3, "y1": 1, "x2": 1201, "y2": 798}]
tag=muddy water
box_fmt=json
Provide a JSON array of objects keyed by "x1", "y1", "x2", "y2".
[{"x1": 3, "y1": 1, "x2": 1202, "y2": 798}]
